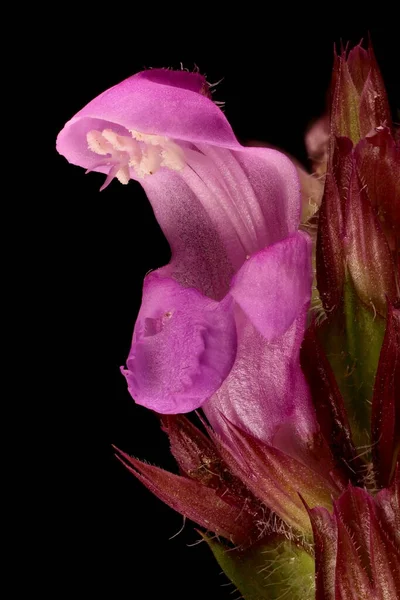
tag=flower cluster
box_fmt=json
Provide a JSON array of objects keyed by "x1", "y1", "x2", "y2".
[{"x1": 57, "y1": 43, "x2": 399, "y2": 599}]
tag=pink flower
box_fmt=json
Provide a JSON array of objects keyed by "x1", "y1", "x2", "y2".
[
  {"x1": 57, "y1": 69, "x2": 316, "y2": 450},
  {"x1": 57, "y1": 45, "x2": 400, "y2": 600}
]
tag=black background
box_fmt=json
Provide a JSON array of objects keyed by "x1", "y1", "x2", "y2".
[{"x1": 42, "y1": 14, "x2": 399, "y2": 600}]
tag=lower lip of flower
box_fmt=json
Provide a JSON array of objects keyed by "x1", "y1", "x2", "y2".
[{"x1": 86, "y1": 127, "x2": 186, "y2": 190}]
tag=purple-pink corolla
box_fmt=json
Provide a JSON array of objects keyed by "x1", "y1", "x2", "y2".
[
  {"x1": 57, "y1": 47, "x2": 400, "y2": 600},
  {"x1": 57, "y1": 69, "x2": 316, "y2": 453}
]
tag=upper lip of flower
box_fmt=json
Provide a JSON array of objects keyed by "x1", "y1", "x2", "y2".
[{"x1": 56, "y1": 68, "x2": 303, "y2": 297}]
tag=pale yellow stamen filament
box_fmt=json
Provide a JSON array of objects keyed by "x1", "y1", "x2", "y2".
[{"x1": 86, "y1": 128, "x2": 185, "y2": 188}]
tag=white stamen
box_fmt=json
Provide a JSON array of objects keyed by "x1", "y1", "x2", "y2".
[
  {"x1": 87, "y1": 131, "x2": 113, "y2": 155},
  {"x1": 102, "y1": 129, "x2": 139, "y2": 155},
  {"x1": 161, "y1": 142, "x2": 186, "y2": 171},
  {"x1": 130, "y1": 130, "x2": 168, "y2": 146},
  {"x1": 116, "y1": 165, "x2": 130, "y2": 185},
  {"x1": 86, "y1": 127, "x2": 185, "y2": 189},
  {"x1": 136, "y1": 145, "x2": 162, "y2": 177}
]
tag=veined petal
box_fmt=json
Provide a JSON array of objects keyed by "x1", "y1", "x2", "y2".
[
  {"x1": 121, "y1": 273, "x2": 237, "y2": 414},
  {"x1": 230, "y1": 232, "x2": 312, "y2": 340},
  {"x1": 142, "y1": 144, "x2": 300, "y2": 299},
  {"x1": 203, "y1": 309, "x2": 318, "y2": 448},
  {"x1": 142, "y1": 165, "x2": 237, "y2": 300},
  {"x1": 57, "y1": 69, "x2": 301, "y2": 300},
  {"x1": 57, "y1": 70, "x2": 236, "y2": 165}
]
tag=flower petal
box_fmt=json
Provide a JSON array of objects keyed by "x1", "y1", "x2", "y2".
[
  {"x1": 142, "y1": 167, "x2": 237, "y2": 300},
  {"x1": 57, "y1": 70, "x2": 237, "y2": 166},
  {"x1": 121, "y1": 272, "x2": 237, "y2": 413},
  {"x1": 203, "y1": 309, "x2": 318, "y2": 448},
  {"x1": 57, "y1": 70, "x2": 301, "y2": 301},
  {"x1": 229, "y1": 232, "x2": 312, "y2": 340},
  {"x1": 143, "y1": 144, "x2": 300, "y2": 300}
]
